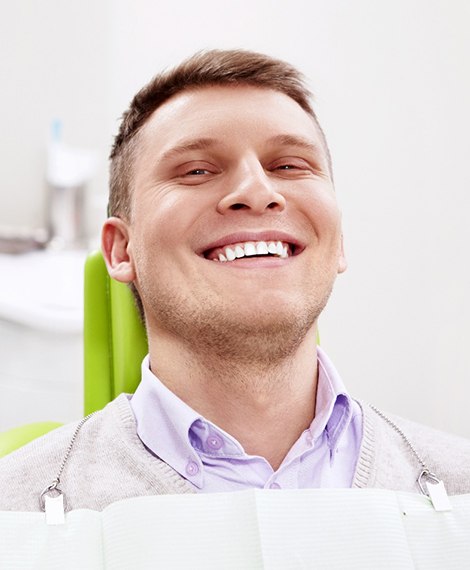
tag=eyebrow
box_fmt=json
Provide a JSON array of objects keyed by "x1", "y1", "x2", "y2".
[
  {"x1": 159, "y1": 134, "x2": 325, "y2": 163},
  {"x1": 265, "y1": 134, "x2": 323, "y2": 155},
  {"x1": 160, "y1": 138, "x2": 221, "y2": 161}
]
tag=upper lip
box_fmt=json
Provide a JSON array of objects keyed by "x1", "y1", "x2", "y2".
[{"x1": 198, "y1": 231, "x2": 305, "y2": 256}]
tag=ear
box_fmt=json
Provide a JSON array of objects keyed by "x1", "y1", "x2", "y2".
[
  {"x1": 337, "y1": 233, "x2": 347, "y2": 274},
  {"x1": 101, "y1": 217, "x2": 136, "y2": 283}
]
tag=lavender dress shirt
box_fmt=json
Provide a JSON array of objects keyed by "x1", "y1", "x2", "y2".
[{"x1": 130, "y1": 347, "x2": 363, "y2": 492}]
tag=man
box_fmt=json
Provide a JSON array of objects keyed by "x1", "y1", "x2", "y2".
[{"x1": 1, "y1": 50, "x2": 469, "y2": 512}]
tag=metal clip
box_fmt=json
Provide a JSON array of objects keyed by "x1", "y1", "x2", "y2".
[
  {"x1": 37, "y1": 413, "x2": 97, "y2": 525},
  {"x1": 40, "y1": 480, "x2": 66, "y2": 524},
  {"x1": 418, "y1": 470, "x2": 452, "y2": 512}
]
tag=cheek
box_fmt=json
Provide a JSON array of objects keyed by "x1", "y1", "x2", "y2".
[
  {"x1": 302, "y1": 193, "x2": 342, "y2": 239},
  {"x1": 130, "y1": 209, "x2": 202, "y2": 276},
  {"x1": 132, "y1": 193, "x2": 187, "y2": 248}
]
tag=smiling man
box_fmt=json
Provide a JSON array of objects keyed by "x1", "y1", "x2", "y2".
[{"x1": 1, "y1": 50, "x2": 469, "y2": 511}]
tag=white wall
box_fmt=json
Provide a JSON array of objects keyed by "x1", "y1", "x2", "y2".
[
  {"x1": 0, "y1": 0, "x2": 110, "y2": 232},
  {"x1": 1, "y1": 0, "x2": 469, "y2": 436}
]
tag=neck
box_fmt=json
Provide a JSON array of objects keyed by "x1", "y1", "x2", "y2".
[{"x1": 147, "y1": 326, "x2": 318, "y2": 470}]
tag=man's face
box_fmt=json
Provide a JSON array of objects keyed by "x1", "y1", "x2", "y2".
[{"x1": 113, "y1": 86, "x2": 346, "y2": 353}]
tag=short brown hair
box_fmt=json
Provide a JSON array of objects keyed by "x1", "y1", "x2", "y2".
[{"x1": 108, "y1": 49, "x2": 331, "y2": 219}]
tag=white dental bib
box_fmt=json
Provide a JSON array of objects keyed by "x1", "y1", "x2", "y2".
[{"x1": 1, "y1": 488, "x2": 470, "y2": 569}]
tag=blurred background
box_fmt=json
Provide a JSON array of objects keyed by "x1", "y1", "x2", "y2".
[{"x1": 0, "y1": 0, "x2": 469, "y2": 437}]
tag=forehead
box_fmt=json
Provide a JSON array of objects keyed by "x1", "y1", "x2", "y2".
[{"x1": 138, "y1": 85, "x2": 324, "y2": 156}]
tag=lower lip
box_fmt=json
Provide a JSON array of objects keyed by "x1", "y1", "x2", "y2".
[{"x1": 206, "y1": 256, "x2": 292, "y2": 268}]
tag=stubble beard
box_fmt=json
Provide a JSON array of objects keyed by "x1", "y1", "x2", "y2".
[{"x1": 140, "y1": 276, "x2": 334, "y2": 391}]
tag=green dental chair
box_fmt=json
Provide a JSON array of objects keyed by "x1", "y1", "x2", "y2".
[
  {"x1": 83, "y1": 250, "x2": 147, "y2": 415},
  {"x1": 0, "y1": 251, "x2": 148, "y2": 458}
]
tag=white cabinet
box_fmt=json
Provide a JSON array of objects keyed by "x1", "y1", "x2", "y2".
[{"x1": 0, "y1": 250, "x2": 86, "y2": 430}]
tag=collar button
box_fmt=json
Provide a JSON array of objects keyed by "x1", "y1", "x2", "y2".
[
  {"x1": 186, "y1": 460, "x2": 200, "y2": 476},
  {"x1": 206, "y1": 434, "x2": 223, "y2": 451}
]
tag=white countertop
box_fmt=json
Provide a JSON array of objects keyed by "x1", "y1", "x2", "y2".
[{"x1": 0, "y1": 249, "x2": 87, "y2": 333}]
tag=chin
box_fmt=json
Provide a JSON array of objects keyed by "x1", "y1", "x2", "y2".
[
  {"x1": 204, "y1": 306, "x2": 316, "y2": 363},
  {"x1": 224, "y1": 299, "x2": 317, "y2": 337}
]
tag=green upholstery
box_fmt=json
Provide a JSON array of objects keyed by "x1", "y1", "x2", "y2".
[
  {"x1": 84, "y1": 250, "x2": 148, "y2": 415},
  {"x1": 0, "y1": 422, "x2": 62, "y2": 458}
]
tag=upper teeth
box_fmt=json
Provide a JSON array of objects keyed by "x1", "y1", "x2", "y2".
[{"x1": 217, "y1": 241, "x2": 289, "y2": 262}]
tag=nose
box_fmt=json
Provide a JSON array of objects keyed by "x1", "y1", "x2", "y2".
[{"x1": 216, "y1": 161, "x2": 286, "y2": 215}]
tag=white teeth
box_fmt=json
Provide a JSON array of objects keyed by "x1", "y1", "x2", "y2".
[
  {"x1": 234, "y1": 245, "x2": 245, "y2": 258},
  {"x1": 244, "y1": 242, "x2": 257, "y2": 257},
  {"x1": 218, "y1": 240, "x2": 291, "y2": 262},
  {"x1": 267, "y1": 242, "x2": 277, "y2": 254},
  {"x1": 225, "y1": 247, "x2": 236, "y2": 261}
]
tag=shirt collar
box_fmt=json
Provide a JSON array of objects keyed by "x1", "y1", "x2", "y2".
[
  {"x1": 314, "y1": 346, "x2": 353, "y2": 454},
  {"x1": 130, "y1": 356, "x2": 206, "y2": 487},
  {"x1": 130, "y1": 347, "x2": 354, "y2": 487}
]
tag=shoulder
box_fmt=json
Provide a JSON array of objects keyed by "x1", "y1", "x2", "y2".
[
  {"x1": 388, "y1": 412, "x2": 470, "y2": 489},
  {"x1": 0, "y1": 395, "x2": 192, "y2": 512},
  {"x1": 0, "y1": 419, "x2": 78, "y2": 512},
  {"x1": 358, "y1": 402, "x2": 470, "y2": 495}
]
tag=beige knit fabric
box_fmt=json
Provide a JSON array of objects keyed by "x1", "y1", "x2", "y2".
[{"x1": 0, "y1": 394, "x2": 469, "y2": 512}]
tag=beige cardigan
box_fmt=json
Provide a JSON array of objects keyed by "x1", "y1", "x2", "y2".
[{"x1": 1, "y1": 394, "x2": 469, "y2": 512}]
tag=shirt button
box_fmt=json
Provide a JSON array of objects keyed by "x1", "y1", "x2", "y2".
[
  {"x1": 206, "y1": 434, "x2": 223, "y2": 451},
  {"x1": 305, "y1": 432, "x2": 314, "y2": 445},
  {"x1": 185, "y1": 461, "x2": 199, "y2": 476},
  {"x1": 269, "y1": 482, "x2": 281, "y2": 489}
]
